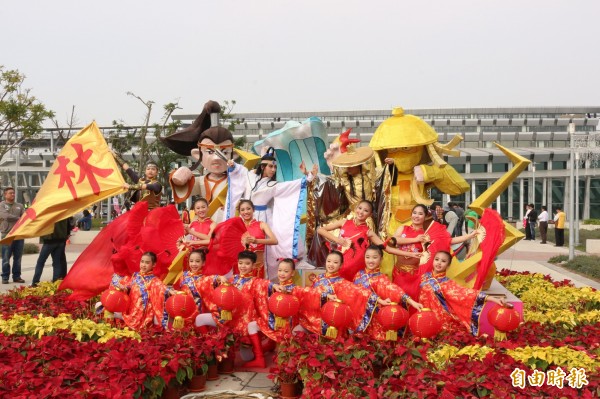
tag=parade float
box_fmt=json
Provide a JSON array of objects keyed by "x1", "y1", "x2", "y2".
[{"x1": 0, "y1": 106, "x2": 598, "y2": 398}]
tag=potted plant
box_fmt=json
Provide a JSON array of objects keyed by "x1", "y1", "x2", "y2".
[{"x1": 270, "y1": 336, "x2": 303, "y2": 399}]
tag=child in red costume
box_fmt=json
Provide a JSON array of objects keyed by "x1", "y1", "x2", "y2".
[
  {"x1": 317, "y1": 200, "x2": 379, "y2": 281},
  {"x1": 195, "y1": 251, "x2": 266, "y2": 368},
  {"x1": 253, "y1": 258, "x2": 322, "y2": 353},
  {"x1": 297, "y1": 250, "x2": 388, "y2": 337},
  {"x1": 354, "y1": 245, "x2": 422, "y2": 340},
  {"x1": 171, "y1": 249, "x2": 220, "y2": 326},
  {"x1": 238, "y1": 199, "x2": 278, "y2": 278},
  {"x1": 418, "y1": 251, "x2": 508, "y2": 335},
  {"x1": 115, "y1": 252, "x2": 170, "y2": 330},
  {"x1": 178, "y1": 198, "x2": 216, "y2": 250}
]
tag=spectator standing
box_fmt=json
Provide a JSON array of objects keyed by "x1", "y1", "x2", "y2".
[
  {"x1": 450, "y1": 202, "x2": 465, "y2": 236},
  {"x1": 526, "y1": 203, "x2": 538, "y2": 241},
  {"x1": 538, "y1": 206, "x2": 549, "y2": 244},
  {"x1": 551, "y1": 207, "x2": 566, "y2": 247},
  {"x1": 524, "y1": 205, "x2": 533, "y2": 240},
  {"x1": 0, "y1": 187, "x2": 25, "y2": 284},
  {"x1": 443, "y1": 204, "x2": 459, "y2": 237},
  {"x1": 31, "y1": 218, "x2": 72, "y2": 286}
]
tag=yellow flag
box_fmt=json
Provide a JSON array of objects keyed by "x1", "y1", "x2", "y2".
[{"x1": 1, "y1": 121, "x2": 127, "y2": 243}]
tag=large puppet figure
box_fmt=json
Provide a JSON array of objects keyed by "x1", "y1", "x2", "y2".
[
  {"x1": 161, "y1": 101, "x2": 235, "y2": 222},
  {"x1": 371, "y1": 108, "x2": 469, "y2": 238}
]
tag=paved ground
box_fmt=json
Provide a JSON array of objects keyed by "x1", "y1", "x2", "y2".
[{"x1": 1, "y1": 236, "x2": 598, "y2": 395}]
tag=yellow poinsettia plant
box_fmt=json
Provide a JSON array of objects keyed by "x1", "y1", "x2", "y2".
[
  {"x1": 6, "y1": 281, "x2": 63, "y2": 299},
  {"x1": 428, "y1": 344, "x2": 600, "y2": 372},
  {"x1": 0, "y1": 313, "x2": 140, "y2": 343},
  {"x1": 428, "y1": 344, "x2": 494, "y2": 369},
  {"x1": 498, "y1": 273, "x2": 600, "y2": 326}
]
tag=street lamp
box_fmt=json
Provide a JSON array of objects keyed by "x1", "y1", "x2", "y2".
[
  {"x1": 568, "y1": 123, "x2": 575, "y2": 261},
  {"x1": 575, "y1": 151, "x2": 580, "y2": 246},
  {"x1": 14, "y1": 141, "x2": 24, "y2": 202},
  {"x1": 532, "y1": 163, "x2": 536, "y2": 207}
]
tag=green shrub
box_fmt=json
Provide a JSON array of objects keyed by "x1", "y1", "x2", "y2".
[
  {"x1": 560, "y1": 255, "x2": 600, "y2": 279},
  {"x1": 548, "y1": 255, "x2": 568, "y2": 264},
  {"x1": 23, "y1": 243, "x2": 40, "y2": 254},
  {"x1": 583, "y1": 219, "x2": 600, "y2": 225}
]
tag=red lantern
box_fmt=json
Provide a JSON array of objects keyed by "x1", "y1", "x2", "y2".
[
  {"x1": 166, "y1": 293, "x2": 197, "y2": 329},
  {"x1": 213, "y1": 284, "x2": 241, "y2": 321},
  {"x1": 321, "y1": 301, "x2": 353, "y2": 339},
  {"x1": 377, "y1": 304, "x2": 409, "y2": 341},
  {"x1": 487, "y1": 304, "x2": 521, "y2": 340},
  {"x1": 408, "y1": 308, "x2": 442, "y2": 339},
  {"x1": 100, "y1": 288, "x2": 130, "y2": 319},
  {"x1": 268, "y1": 292, "x2": 300, "y2": 329}
]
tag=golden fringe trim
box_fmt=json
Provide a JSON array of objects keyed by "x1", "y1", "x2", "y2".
[
  {"x1": 274, "y1": 316, "x2": 287, "y2": 330},
  {"x1": 172, "y1": 316, "x2": 185, "y2": 329},
  {"x1": 325, "y1": 326, "x2": 338, "y2": 339},
  {"x1": 386, "y1": 330, "x2": 398, "y2": 341},
  {"x1": 221, "y1": 310, "x2": 232, "y2": 321}
]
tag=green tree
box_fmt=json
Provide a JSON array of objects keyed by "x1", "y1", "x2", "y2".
[{"x1": 0, "y1": 65, "x2": 54, "y2": 160}]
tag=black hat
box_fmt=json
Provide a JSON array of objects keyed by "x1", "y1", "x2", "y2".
[{"x1": 160, "y1": 100, "x2": 222, "y2": 156}]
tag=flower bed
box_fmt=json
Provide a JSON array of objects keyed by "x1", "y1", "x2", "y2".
[
  {"x1": 2, "y1": 274, "x2": 599, "y2": 398},
  {"x1": 270, "y1": 271, "x2": 600, "y2": 398},
  {"x1": 0, "y1": 282, "x2": 233, "y2": 398}
]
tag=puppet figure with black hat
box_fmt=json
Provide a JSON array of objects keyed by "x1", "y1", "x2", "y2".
[{"x1": 161, "y1": 100, "x2": 235, "y2": 222}]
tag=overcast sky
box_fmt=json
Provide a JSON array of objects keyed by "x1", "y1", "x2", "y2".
[{"x1": 2, "y1": 0, "x2": 599, "y2": 127}]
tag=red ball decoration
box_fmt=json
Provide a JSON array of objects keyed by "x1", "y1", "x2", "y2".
[
  {"x1": 378, "y1": 304, "x2": 410, "y2": 341},
  {"x1": 166, "y1": 293, "x2": 197, "y2": 329},
  {"x1": 321, "y1": 301, "x2": 353, "y2": 339},
  {"x1": 213, "y1": 284, "x2": 242, "y2": 321},
  {"x1": 268, "y1": 292, "x2": 300, "y2": 329},
  {"x1": 408, "y1": 308, "x2": 442, "y2": 339},
  {"x1": 487, "y1": 304, "x2": 521, "y2": 340},
  {"x1": 100, "y1": 288, "x2": 130, "y2": 318}
]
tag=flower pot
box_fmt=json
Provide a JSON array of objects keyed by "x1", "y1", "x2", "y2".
[
  {"x1": 188, "y1": 373, "x2": 207, "y2": 392},
  {"x1": 161, "y1": 383, "x2": 181, "y2": 399},
  {"x1": 206, "y1": 363, "x2": 219, "y2": 381},
  {"x1": 218, "y1": 355, "x2": 235, "y2": 374},
  {"x1": 373, "y1": 364, "x2": 382, "y2": 379},
  {"x1": 280, "y1": 380, "x2": 302, "y2": 399}
]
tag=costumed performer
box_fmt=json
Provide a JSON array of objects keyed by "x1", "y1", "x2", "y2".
[
  {"x1": 251, "y1": 258, "x2": 299, "y2": 355},
  {"x1": 225, "y1": 147, "x2": 316, "y2": 223},
  {"x1": 114, "y1": 252, "x2": 171, "y2": 330},
  {"x1": 419, "y1": 250, "x2": 508, "y2": 336},
  {"x1": 237, "y1": 199, "x2": 278, "y2": 278},
  {"x1": 120, "y1": 161, "x2": 163, "y2": 210},
  {"x1": 195, "y1": 251, "x2": 265, "y2": 368},
  {"x1": 297, "y1": 251, "x2": 385, "y2": 338},
  {"x1": 353, "y1": 245, "x2": 422, "y2": 341},
  {"x1": 171, "y1": 249, "x2": 218, "y2": 326},
  {"x1": 316, "y1": 200, "x2": 379, "y2": 281},
  {"x1": 384, "y1": 204, "x2": 476, "y2": 301},
  {"x1": 178, "y1": 198, "x2": 215, "y2": 249}
]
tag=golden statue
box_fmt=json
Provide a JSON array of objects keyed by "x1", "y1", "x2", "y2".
[{"x1": 370, "y1": 107, "x2": 469, "y2": 236}]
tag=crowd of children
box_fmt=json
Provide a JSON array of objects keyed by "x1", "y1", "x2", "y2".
[{"x1": 104, "y1": 199, "x2": 510, "y2": 369}]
